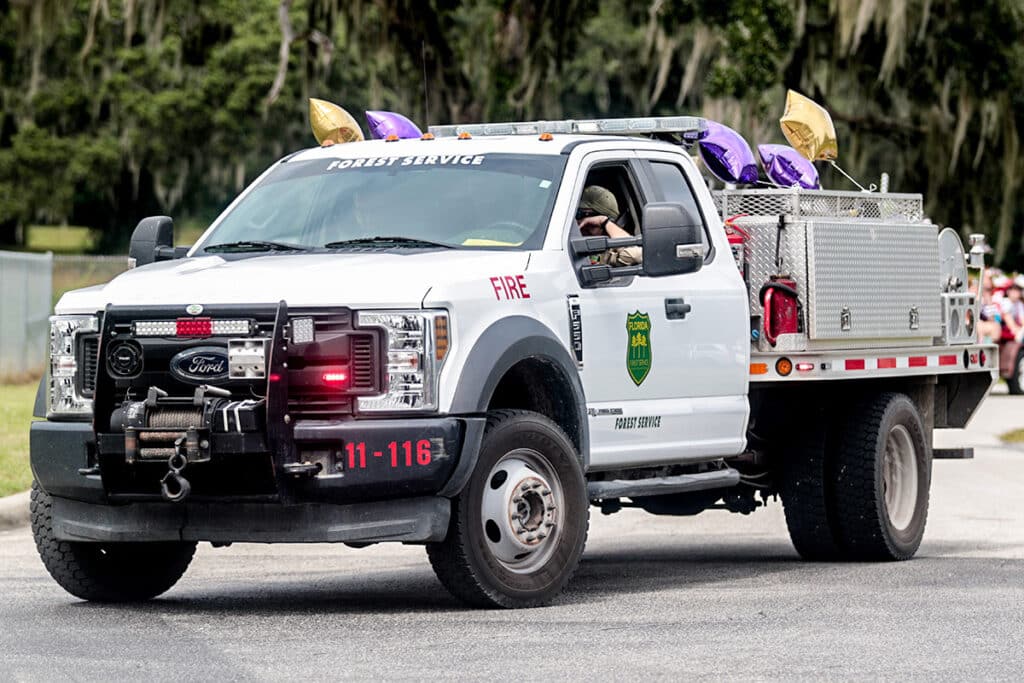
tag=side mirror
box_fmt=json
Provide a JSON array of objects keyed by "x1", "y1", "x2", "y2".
[
  {"x1": 128, "y1": 216, "x2": 185, "y2": 267},
  {"x1": 641, "y1": 203, "x2": 704, "y2": 277}
]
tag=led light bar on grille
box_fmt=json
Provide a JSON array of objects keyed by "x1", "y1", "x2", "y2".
[{"x1": 133, "y1": 318, "x2": 251, "y2": 337}]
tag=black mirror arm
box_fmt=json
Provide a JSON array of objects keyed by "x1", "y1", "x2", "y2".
[
  {"x1": 580, "y1": 263, "x2": 643, "y2": 285},
  {"x1": 154, "y1": 245, "x2": 189, "y2": 261},
  {"x1": 570, "y1": 234, "x2": 642, "y2": 256}
]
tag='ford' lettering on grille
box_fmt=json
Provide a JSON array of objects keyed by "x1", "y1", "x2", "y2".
[{"x1": 170, "y1": 346, "x2": 229, "y2": 383}]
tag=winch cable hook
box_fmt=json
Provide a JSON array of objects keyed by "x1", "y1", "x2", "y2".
[{"x1": 160, "y1": 435, "x2": 192, "y2": 503}]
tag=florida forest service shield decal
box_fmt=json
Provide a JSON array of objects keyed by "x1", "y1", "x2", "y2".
[{"x1": 626, "y1": 311, "x2": 652, "y2": 386}]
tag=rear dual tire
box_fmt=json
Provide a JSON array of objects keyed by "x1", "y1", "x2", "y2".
[{"x1": 780, "y1": 392, "x2": 931, "y2": 561}]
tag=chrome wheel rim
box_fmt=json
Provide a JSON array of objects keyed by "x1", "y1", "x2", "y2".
[
  {"x1": 480, "y1": 448, "x2": 563, "y2": 573},
  {"x1": 882, "y1": 424, "x2": 918, "y2": 530}
]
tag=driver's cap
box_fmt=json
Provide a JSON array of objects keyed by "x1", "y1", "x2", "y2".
[{"x1": 580, "y1": 185, "x2": 618, "y2": 218}]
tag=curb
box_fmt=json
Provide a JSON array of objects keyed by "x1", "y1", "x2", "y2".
[{"x1": 0, "y1": 490, "x2": 30, "y2": 531}]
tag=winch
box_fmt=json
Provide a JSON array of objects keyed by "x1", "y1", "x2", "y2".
[{"x1": 109, "y1": 385, "x2": 264, "y2": 501}]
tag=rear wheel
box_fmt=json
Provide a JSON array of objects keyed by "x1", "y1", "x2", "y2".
[
  {"x1": 832, "y1": 393, "x2": 931, "y2": 561},
  {"x1": 779, "y1": 419, "x2": 842, "y2": 560},
  {"x1": 31, "y1": 482, "x2": 196, "y2": 602},
  {"x1": 427, "y1": 410, "x2": 588, "y2": 608}
]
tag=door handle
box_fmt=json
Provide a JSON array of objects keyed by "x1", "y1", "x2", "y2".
[{"x1": 665, "y1": 298, "x2": 691, "y2": 320}]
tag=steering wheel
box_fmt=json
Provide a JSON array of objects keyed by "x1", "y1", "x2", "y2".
[{"x1": 474, "y1": 220, "x2": 534, "y2": 244}]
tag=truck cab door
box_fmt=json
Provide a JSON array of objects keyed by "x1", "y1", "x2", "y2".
[{"x1": 568, "y1": 150, "x2": 749, "y2": 471}]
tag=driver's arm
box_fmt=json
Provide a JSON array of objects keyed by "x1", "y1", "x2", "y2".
[{"x1": 600, "y1": 219, "x2": 642, "y2": 265}]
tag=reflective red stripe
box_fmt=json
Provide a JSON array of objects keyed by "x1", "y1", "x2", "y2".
[
  {"x1": 877, "y1": 358, "x2": 897, "y2": 369},
  {"x1": 845, "y1": 359, "x2": 865, "y2": 370},
  {"x1": 909, "y1": 357, "x2": 928, "y2": 367},
  {"x1": 939, "y1": 355, "x2": 958, "y2": 366}
]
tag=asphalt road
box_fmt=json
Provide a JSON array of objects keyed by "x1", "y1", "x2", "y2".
[{"x1": 2, "y1": 394, "x2": 1023, "y2": 681}]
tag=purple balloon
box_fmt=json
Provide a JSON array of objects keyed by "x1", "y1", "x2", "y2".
[
  {"x1": 698, "y1": 121, "x2": 758, "y2": 184},
  {"x1": 366, "y1": 110, "x2": 423, "y2": 140},
  {"x1": 758, "y1": 143, "x2": 820, "y2": 189}
]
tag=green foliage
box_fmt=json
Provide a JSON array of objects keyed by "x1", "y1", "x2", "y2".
[{"x1": 0, "y1": 0, "x2": 1021, "y2": 268}]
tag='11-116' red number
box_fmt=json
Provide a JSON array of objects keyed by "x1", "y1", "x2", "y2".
[{"x1": 345, "y1": 440, "x2": 432, "y2": 469}]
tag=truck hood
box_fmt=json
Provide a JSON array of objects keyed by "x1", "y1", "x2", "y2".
[{"x1": 56, "y1": 251, "x2": 531, "y2": 313}]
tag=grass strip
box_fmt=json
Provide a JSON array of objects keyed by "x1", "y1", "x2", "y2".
[{"x1": 0, "y1": 383, "x2": 38, "y2": 496}]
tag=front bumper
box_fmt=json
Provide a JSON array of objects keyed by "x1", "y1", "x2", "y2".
[
  {"x1": 47, "y1": 494, "x2": 450, "y2": 544},
  {"x1": 32, "y1": 411, "x2": 487, "y2": 507}
]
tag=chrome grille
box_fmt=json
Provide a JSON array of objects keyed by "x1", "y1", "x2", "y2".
[
  {"x1": 80, "y1": 336, "x2": 99, "y2": 397},
  {"x1": 351, "y1": 335, "x2": 374, "y2": 389}
]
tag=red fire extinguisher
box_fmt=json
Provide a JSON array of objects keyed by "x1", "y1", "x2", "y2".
[
  {"x1": 723, "y1": 214, "x2": 750, "y2": 282},
  {"x1": 759, "y1": 276, "x2": 801, "y2": 346}
]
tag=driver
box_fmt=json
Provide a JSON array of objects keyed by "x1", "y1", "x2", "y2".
[{"x1": 576, "y1": 185, "x2": 642, "y2": 266}]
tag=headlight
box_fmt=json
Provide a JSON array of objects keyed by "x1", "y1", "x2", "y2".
[
  {"x1": 48, "y1": 314, "x2": 99, "y2": 419},
  {"x1": 356, "y1": 310, "x2": 449, "y2": 412}
]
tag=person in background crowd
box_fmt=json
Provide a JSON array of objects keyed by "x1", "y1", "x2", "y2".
[
  {"x1": 1001, "y1": 281, "x2": 1024, "y2": 343},
  {"x1": 978, "y1": 268, "x2": 1004, "y2": 343}
]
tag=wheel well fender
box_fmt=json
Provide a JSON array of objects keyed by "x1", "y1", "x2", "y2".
[{"x1": 450, "y1": 316, "x2": 589, "y2": 467}]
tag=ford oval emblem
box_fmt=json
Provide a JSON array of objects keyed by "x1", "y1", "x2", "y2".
[{"x1": 170, "y1": 346, "x2": 229, "y2": 383}]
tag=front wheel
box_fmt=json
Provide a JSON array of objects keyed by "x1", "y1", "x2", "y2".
[
  {"x1": 427, "y1": 410, "x2": 589, "y2": 608},
  {"x1": 31, "y1": 482, "x2": 197, "y2": 602}
]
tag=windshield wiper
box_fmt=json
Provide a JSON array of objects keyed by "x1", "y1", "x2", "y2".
[
  {"x1": 323, "y1": 236, "x2": 454, "y2": 249},
  {"x1": 203, "y1": 240, "x2": 307, "y2": 253}
]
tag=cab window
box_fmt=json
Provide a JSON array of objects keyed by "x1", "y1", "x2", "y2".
[{"x1": 568, "y1": 162, "x2": 646, "y2": 287}]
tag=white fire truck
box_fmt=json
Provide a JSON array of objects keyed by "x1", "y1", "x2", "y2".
[{"x1": 30, "y1": 116, "x2": 995, "y2": 608}]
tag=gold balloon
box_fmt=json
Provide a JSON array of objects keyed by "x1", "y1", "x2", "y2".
[
  {"x1": 309, "y1": 98, "x2": 365, "y2": 145},
  {"x1": 780, "y1": 90, "x2": 838, "y2": 161}
]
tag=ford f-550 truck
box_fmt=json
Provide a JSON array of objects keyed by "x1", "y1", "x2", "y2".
[{"x1": 30, "y1": 116, "x2": 995, "y2": 608}]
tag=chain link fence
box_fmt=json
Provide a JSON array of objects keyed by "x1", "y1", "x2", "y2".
[
  {"x1": 0, "y1": 251, "x2": 53, "y2": 382},
  {"x1": 0, "y1": 252, "x2": 132, "y2": 382}
]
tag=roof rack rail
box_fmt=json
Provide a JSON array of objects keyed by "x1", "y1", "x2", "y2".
[{"x1": 427, "y1": 116, "x2": 707, "y2": 142}]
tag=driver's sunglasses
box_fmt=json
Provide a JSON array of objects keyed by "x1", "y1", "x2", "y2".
[{"x1": 576, "y1": 208, "x2": 599, "y2": 220}]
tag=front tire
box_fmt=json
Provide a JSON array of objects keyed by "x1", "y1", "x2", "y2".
[
  {"x1": 832, "y1": 393, "x2": 931, "y2": 561},
  {"x1": 427, "y1": 410, "x2": 589, "y2": 608},
  {"x1": 31, "y1": 482, "x2": 197, "y2": 602}
]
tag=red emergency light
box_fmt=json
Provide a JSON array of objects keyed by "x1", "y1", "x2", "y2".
[
  {"x1": 176, "y1": 317, "x2": 212, "y2": 337},
  {"x1": 322, "y1": 370, "x2": 349, "y2": 388}
]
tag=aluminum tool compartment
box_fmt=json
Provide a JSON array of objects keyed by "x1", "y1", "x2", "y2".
[{"x1": 715, "y1": 189, "x2": 942, "y2": 352}]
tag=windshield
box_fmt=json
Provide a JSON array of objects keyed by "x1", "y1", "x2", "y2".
[{"x1": 196, "y1": 153, "x2": 566, "y2": 253}]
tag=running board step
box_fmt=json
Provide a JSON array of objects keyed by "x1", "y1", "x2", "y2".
[
  {"x1": 587, "y1": 468, "x2": 740, "y2": 501},
  {"x1": 933, "y1": 447, "x2": 974, "y2": 459}
]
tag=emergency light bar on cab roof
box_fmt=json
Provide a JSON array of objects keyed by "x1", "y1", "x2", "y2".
[{"x1": 428, "y1": 115, "x2": 707, "y2": 140}]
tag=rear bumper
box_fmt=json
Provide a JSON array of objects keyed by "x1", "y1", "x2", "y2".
[{"x1": 48, "y1": 493, "x2": 450, "y2": 544}]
